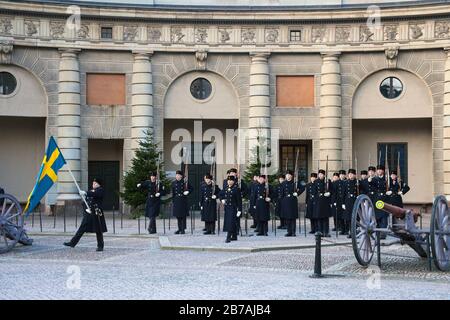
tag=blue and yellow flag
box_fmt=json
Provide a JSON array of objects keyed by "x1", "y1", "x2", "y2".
[{"x1": 24, "y1": 136, "x2": 66, "y2": 215}]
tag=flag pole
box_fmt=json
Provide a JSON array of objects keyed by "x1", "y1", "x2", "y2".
[{"x1": 67, "y1": 166, "x2": 91, "y2": 214}]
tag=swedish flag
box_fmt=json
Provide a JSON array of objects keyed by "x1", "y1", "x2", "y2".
[{"x1": 24, "y1": 136, "x2": 66, "y2": 216}]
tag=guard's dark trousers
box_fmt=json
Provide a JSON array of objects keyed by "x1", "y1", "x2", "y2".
[
  {"x1": 177, "y1": 217, "x2": 186, "y2": 232},
  {"x1": 148, "y1": 217, "x2": 156, "y2": 233},
  {"x1": 70, "y1": 218, "x2": 104, "y2": 249},
  {"x1": 286, "y1": 219, "x2": 297, "y2": 235}
]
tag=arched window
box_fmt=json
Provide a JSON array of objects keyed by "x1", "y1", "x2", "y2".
[
  {"x1": 190, "y1": 78, "x2": 212, "y2": 100},
  {"x1": 0, "y1": 72, "x2": 17, "y2": 95},
  {"x1": 380, "y1": 77, "x2": 403, "y2": 99}
]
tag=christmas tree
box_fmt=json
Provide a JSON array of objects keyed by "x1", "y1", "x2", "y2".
[
  {"x1": 121, "y1": 130, "x2": 170, "y2": 217},
  {"x1": 242, "y1": 136, "x2": 277, "y2": 185}
]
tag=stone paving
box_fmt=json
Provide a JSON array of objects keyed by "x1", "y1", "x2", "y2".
[{"x1": 0, "y1": 233, "x2": 448, "y2": 300}]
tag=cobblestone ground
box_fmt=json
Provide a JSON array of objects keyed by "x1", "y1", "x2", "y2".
[{"x1": 0, "y1": 234, "x2": 448, "y2": 300}]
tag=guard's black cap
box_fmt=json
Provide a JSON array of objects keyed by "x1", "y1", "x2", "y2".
[
  {"x1": 93, "y1": 178, "x2": 102, "y2": 186},
  {"x1": 176, "y1": 170, "x2": 184, "y2": 176},
  {"x1": 229, "y1": 168, "x2": 238, "y2": 173},
  {"x1": 361, "y1": 170, "x2": 368, "y2": 175},
  {"x1": 377, "y1": 165, "x2": 385, "y2": 170},
  {"x1": 278, "y1": 173, "x2": 286, "y2": 179},
  {"x1": 348, "y1": 169, "x2": 356, "y2": 174},
  {"x1": 339, "y1": 170, "x2": 346, "y2": 175},
  {"x1": 150, "y1": 171, "x2": 157, "y2": 177},
  {"x1": 310, "y1": 173, "x2": 318, "y2": 178},
  {"x1": 368, "y1": 166, "x2": 376, "y2": 171},
  {"x1": 318, "y1": 169, "x2": 326, "y2": 174},
  {"x1": 333, "y1": 172, "x2": 339, "y2": 177},
  {"x1": 390, "y1": 169, "x2": 398, "y2": 175},
  {"x1": 227, "y1": 175, "x2": 236, "y2": 181},
  {"x1": 285, "y1": 169, "x2": 294, "y2": 175},
  {"x1": 204, "y1": 174, "x2": 213, "y2": 179}
]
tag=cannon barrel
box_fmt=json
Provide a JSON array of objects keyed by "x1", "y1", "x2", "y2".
[{"x1": 375, "y1": 200, "x2": 420, "y2": 222}]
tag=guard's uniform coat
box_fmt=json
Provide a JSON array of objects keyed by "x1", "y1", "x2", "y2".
[
  {"x1": 305, "y1": 182, "x2": 316, "y2": 220},
  {"x1": 220, "y1": 184, "x2": 242, "y2": 234},
  {"x1": 372, "y1": 176, "x2": 388, "y2": 226},
  {"x1": 200, "y1": 182, "x2": 220, "y2": 222},
  {"x1": 279, "y1": 180, "x2": 305, "y2": 220},
  {"x1": 387, "y1": 179, "x2": 410, "y2": 208},
  {"x1": 343, "y1": 179, "x2": 358, "y2": 222},
  {"x1": 252, "y1": 183, "x2": 273, "y2": 223},
  {"x1": 313, "y1": 178, "x2": 332, "y2": 219},
  {"x1": 171, "y1": 180, "x2": 193, "y2": 218},
  {"x1": 140, "y1": 181, "x2": 165, "y2": 218},
  {"x1": 274, "y1": 182, "x2": 283, "y2": 219},
  {"x1": 248, "y1": 181, "x2": 258, "y2": 221}
]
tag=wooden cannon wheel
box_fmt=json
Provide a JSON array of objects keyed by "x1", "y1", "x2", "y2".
[
  {"x1": 431, "y1": 195, "x2": 450, "y2": 271},
  {"x1": 0, "y1": 193, "x2": 24, "y2": 254},
  {"x1": 351, "y1": 194, "x2": 378, "y2": 267}
]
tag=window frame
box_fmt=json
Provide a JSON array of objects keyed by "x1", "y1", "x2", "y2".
[
  {"x1": 0, "y1": 71, "x2": 18, "y2": 97},
  {"x1": 279, "y1": 143, "x2": 308, "y2": 183},
  {"x1": 377, "y1": 142, "x2": 408, "y2": 184},
  {"x1": 100, "y1": 26, "x2": 113, "y2": 40},
  {"x1": 379, "y1": 76, "x2": 404, "y2": 100},
  {"x1": 190, "y1": 77, "x2": 213, "y2": 101}
]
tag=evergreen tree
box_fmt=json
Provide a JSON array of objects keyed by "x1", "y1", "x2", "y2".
[
  {"x1": 121, "y1": 130, "x2": 170, "y2": 216},
  {"x1": 242, "y1": 137, "x2": 277, "y2": 185}
]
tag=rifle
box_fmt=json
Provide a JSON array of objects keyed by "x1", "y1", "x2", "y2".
[
  {"x1": 183, "y1": 147, "x2": 189, "y2": 191},
  {"x1": 397, "y1": 152, "x2": 402, "y2": 186},
  {"x1": 264, "y1": 154, "x2": 269, "y2": 198},
  {"x1": 325, "y1": 155, "x2": 329, "y2": 192},
  {"x1": 294, "y1": 148, "x2": 300, "y2": 187},
  {"x1": 355, "y1": 155, "x2": 359, "y2": 195},
  {"x1": 368, "y1": 153, "x2": 371, "y2": 167},
  {"x1": 385, "y1": 145, "x2": 390, "y2": 192},
  {"x1": 156, "y1": 154, "x2": 161, "y2": 193}
]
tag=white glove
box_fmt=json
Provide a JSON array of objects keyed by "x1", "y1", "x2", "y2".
[
  {"x1": 136, "y1": 183, "x2": 141, "y2": 188},
  {"x1": 265, "y1": 197, "x2": 271, "y2": 202},
  {"x1": 253, "y1": 206, "x2": 256, "y2": 209},
  {"x1": 342, "y1": 204, "x2": 346, "y2": 210},
  {"x1": 155, "y1": 193, "x2": 160, "y2": 197},
  {"x1": 200, "y1": 206, "x2": 203, "y2": 210},
  {"x1": 212, "y1": 195, "x2": 217, "y2": 199},
  {"x1": 236, "y1": 211, "x2": 241, "y2": 217},
  {"x1": 221, "y1": 199, "x2": 226, "y2": 204},
  {"x1": 386, "y1": 191, "x2": 393, "y2": 196},
  {"x1": 293, "y1": 192, "x2": 298, "y2": 197},
  {"x1": 79, "y1": 190, "x2": 87, "y2": 197},
  {"x1": 183, "y1": 191, "x2": 189, "y2": 196},
  {"x1": 398, "y1": 191, "x2": 403, "y2": 195},
  {"x1": 333, "y1": 202, "x2": 337, "y2": 206},
  {"x1": 324, "y1": 192, "x2": 330, "y2": 197},
  {"x1": 368, "y1": 177, "x2": 373, "y2": 182}
]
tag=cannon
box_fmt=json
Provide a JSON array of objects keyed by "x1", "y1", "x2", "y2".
[
  {"x1": 351, "y1": 194, "x2": 450, "y2": 271},
  {"x1": 0, "y1": 193, "x2": 33, "y2": 253}
]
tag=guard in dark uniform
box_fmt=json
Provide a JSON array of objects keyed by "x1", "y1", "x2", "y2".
[
  {"x1": 200, "y1": 174, "x2": 220, "y2": 234},
  {"x1": 137, "y1": 172, "x2": 165, "y2": 234},
  {"x1": 313, "y1": 169, "x2": 332, "y2": 237},
  {"x1": 305, "y1": 173, "x2": 318, "y2": 234},
  {"x1": 249, "y1": 174, "x2": 259, "y2": 229},
  {"x1": 64, "y1": 178, "x2": 107, "y2": 251},
  {"x1": 330, "y1": 172, "x2": 340, "y2": 232},
  {"x1": 220, "y1": 176, "x2": 242, "y2": 243},
  {"x1": 386, "y1": 169, "x2": 410, "y2": 208},
  {"x1": 251, "y1": 175, "x2": 273, "y2": 236},
  {"x1": 342, "y1": 169, "x2": 358, "y2": 236},
  {"x1": 365, "y1": 166, "x2": 377, "y2": 204},
  {"x1": 359, "y1": 170, "x2": 368, "y2": 195},
  {"x1": 280, "y1": 170, "x2": 305, "y2": 237},
  {"x1": 336, "y1": 170, "x2": 347, "y2": 235},
  {"x1": 372, "y1": 165, "x2": 388, "y2": 235},
  {"x1": 274, "y1": 173, "x2": 286, "y2": 230},
  {"x1": 171, "y1": 170, "x2": 193, "y2": 234}
]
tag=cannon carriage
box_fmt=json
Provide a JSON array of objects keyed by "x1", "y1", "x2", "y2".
[
  {"x1": 351, "y1": 194, "x2": 450, "y2": 271},
  {"x1": 0, "y1": 193, "x2": 33, "y2": 253}
]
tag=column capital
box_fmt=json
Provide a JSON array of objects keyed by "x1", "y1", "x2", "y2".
[
  {"x1": 444, "y1": 47, "x2": 450, "y2": 56},
  {"x1": 320, "y1": 51, "x2": 341, "y2": 60},
  {"x1": 132, "y1": 50, "x2": 154, "y2": 59},
  {"x1": 250, "y1": 52, "x2": 271, "y2": 61},
  {"x1": 58, "y1": 48, "x2": 81, "y2": 57}
]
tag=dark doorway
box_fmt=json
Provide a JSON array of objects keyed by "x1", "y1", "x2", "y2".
[
  {"x1": 279, "y1": 142, "x2": 309, "y2": 183},
  {"x1": 88, "y1": 161, "x2": 120, "y2": 210},
  {"x1": 181, "y1": 142, "x2": 212, "y2": 210}
]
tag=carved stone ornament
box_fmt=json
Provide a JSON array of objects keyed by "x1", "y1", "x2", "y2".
[
  {"x1": 77, "y1": 24, "x2": 89, "y2": 39},
  {"x1": 195, "y1": 50, "x2": 208, "y2": 70},
  {"x1": 0, "y1": 18, "x2": 13, "y2": 35},
  {"x1": 50, "y1": 21, "x2": 65, "y2": 39},
  {"x1": 384, "y1": 24, "x2": 399, "y2": 41},
  {"x1": 24, "y1": 20, "x2": 38, "y2": 37},
  {"x1": 123, "y1": 26, "x2": 138, "y2": 41},
  {"x1": 171, "y1": 26, "x2": 185, "y2": 43},
  {"x1": 218, "y1": 28, "x2": 231, "y2": 43},
  {"x1": 265, "y1": 28, "x2": 279, "y2": 43},
  {"x1": 360, "y1": 25, "x2": 374, "y2": 42},
  {"x1": 242, "y1": 28, "x2": 256, "y2": 44},
  {"x1": 312, "y1": 27, "x2": 326, "y2": 43},
  {"x1": 409, "y1": 23, "x2": 424, "y2": 40},
  {"x1": 195, "y1": 27, "x2": 208, "y2": 43},
  {"x1": 148, "y1": 27, "x2": 162, "y2": 42},
  {"x1": 385, "y1": 47, "x2": 399, "y2": 68},
  {"x1": 435, "y1": 21, "x2": 450, "y2": 39},
  {"x1": 335, "y1": 26, "x2": 350, "y2": 43},
  {"x1": 0, "y1": 40, "x2": 13, "y2": 64}
]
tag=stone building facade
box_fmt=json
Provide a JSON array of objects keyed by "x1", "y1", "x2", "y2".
[{"x1": 0, "y1": 0, "x2": 449, "y2": 210}]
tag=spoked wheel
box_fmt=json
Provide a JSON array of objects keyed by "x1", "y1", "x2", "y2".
[
  {"x1": 351, "y1": 195, "x2": 378, "y2": 267},
  {"x1": 0, "y1": 194, "x2": 24, "y2": 254},
  {"x1": 431, "y1": 195, "x2": 450, "y2": 271}
]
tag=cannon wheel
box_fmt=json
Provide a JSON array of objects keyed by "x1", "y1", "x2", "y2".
[
  {"x1": 0, "y1": 194, "x2": 24, "y2": 254},
  {"x1": 431, "y1": 195, "x2": 450, "y2": 271},
  {"x1": 351, "y1": 195, "x2": 377, "y2": 267}
]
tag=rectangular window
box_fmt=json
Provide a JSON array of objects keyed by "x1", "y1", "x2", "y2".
[
  {"x1": 289, "y1": 30, "x2": 302, "y2": 42},
  {"x1": 280, "y1": 144, "x2": 308, "y2": 182},
  {"x1": 377, "y1": 143, "x2": 408, "y2": 184},
  {"x1": 86, "y1": 73, "x2": 126, "y2": 105},
  {"x1": 101, "y1": 27, "x2": 113, "y2": 40},
  {"x1": 276, "y1": 75, "x2": 315, "y2": 107}
]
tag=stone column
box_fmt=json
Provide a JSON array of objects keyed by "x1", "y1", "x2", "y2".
[
  {"x1": 319, "y1": 52, "x2": 342, "y2": 172},
  {"x1": 248, "y1": 52, "x2": 271, "y2": 162},
  {"x1": 443, "y1": 48, "x2": 450, "y2": 198},
  {"x1": 124, "y1": 51, "x2": 154, "y2": 170},
  {"x1": 57, "y1": 48, "x2": 81, "y2": 204}
]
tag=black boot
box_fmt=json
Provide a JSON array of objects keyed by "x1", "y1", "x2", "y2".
[{"x1": 63, "y1": 242, "x2": 75, "y2": 248}]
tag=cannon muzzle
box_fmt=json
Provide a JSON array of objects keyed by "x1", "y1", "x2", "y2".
[{"x1": 375, "y1": 201, "x2": 420, "y2": 222}]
